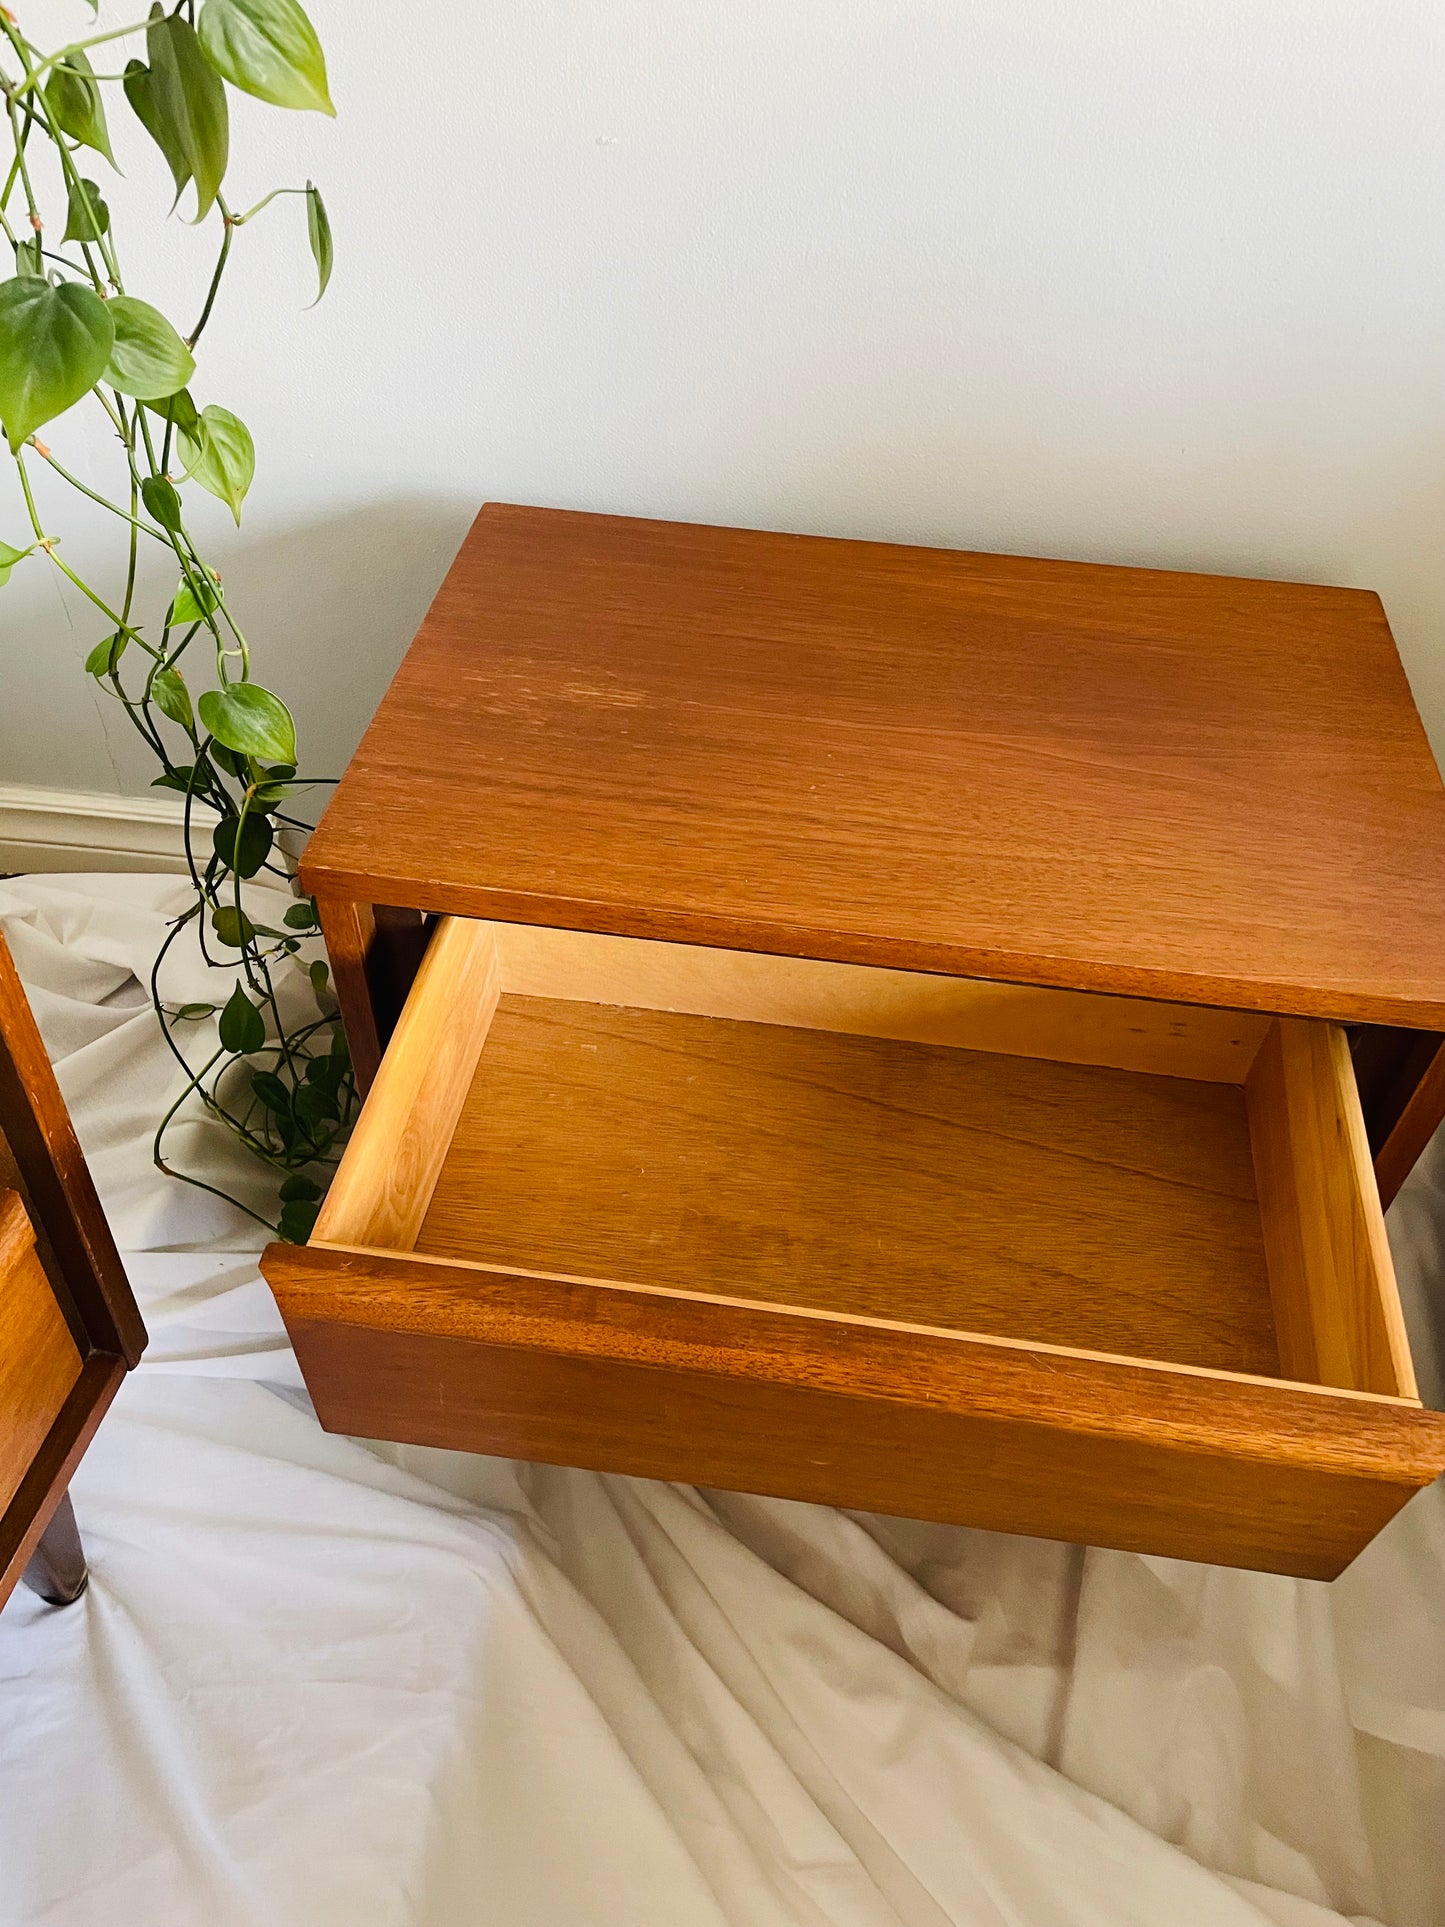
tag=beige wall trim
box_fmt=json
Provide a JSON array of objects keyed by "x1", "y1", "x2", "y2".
[{"x1": 0, "y1": 783, "x2": 213, "y2": 876}]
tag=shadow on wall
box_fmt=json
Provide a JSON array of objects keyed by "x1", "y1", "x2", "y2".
[
  {"x1": 0, "y1": 494, "x2": 477, "y2": 798},
  {"x1": 213, "y1": 497, "x2": 477, "y2": 790}
]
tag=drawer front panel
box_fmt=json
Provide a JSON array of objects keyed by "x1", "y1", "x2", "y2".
[
  {"x1": 268, "y1": 1244, "x2": 1445, "y2": 1581},
  {"x1": 284, "y1": 1306, "x2": 1417, "y2": 1582}
]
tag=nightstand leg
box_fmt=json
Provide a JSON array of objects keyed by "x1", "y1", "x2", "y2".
[
  {"x1": 316, "y1": 896, "x2": 430, "y2": 1096},
  {"x1": 22, "y1": 1491, "x2": 88, "y2": 1606},
  {"x1": 1351, "y1": 1025, "x2": 1445, "y2": 1208}
]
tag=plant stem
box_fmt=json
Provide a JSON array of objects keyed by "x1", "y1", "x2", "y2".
[
  {"x1": 2, "y1": 91, "x2": 41, "y2": 229},
  {"x1": 11, "y1": 451, "x2": 162, "y2": 658},
  {"x1": 230, "y1": 184, "x2": 310, "y2": 226},
  {"x1": 18, "y1": 21, "x2": 154, "y2": 95},
  {"x1": 188, "y1": 198, "x2": 234, "y2": 347},
  {"x1": 30, "y1": 443, "x2": 171, "y2": 544}
]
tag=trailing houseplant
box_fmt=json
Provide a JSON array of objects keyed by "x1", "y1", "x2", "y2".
[{"x1": 0, "y1": 0, "x2": 352, "y2": 1242}]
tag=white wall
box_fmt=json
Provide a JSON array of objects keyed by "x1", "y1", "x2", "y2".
[{"x1": 6, "y1": 0, "x2": 1445, "y2": 795}]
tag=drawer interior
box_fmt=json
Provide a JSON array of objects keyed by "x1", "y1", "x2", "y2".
[
  {"x1": 420, "y1": 1000, "x2": 1276, "y2": 1375},
  {"x1": 314, "y1": 917, "x2": 1419, "y2": 1403}
]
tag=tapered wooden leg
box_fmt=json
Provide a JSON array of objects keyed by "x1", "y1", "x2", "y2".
[
  {"x1": 316, "y1": 896, "x2": 431, "y2": 1097},
  {"x1": 22, "y1": 1491, "x2": 87, "y2": 1606},
  {"x1": 1375, "y1": 1037, "x2": 1445, "y2": 1210},
  {"x1": 1350, "y1": 1025, "x2": 1445, "y2": 1209},
  {"x1": 316, "y1": 897, "x2": 384, "y2": 1094}
]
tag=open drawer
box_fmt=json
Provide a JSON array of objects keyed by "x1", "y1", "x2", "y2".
[{"x1": 261, "y1": 916, "x2": 1445, "y2": 1578}]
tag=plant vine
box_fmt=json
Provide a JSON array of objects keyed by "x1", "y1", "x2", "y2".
[{"x1": 0, "y1": 0, "x2": 351, "y2": 1242}]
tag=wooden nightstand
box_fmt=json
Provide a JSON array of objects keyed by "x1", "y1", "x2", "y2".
[
  {"x1": 261, "y1": 504, "x2": 1445, "y2": 1578},
  {"x1": 1, "y1": 932, "x2": 145, "y2": 1610}
]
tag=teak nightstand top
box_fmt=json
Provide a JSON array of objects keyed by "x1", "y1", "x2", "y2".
[{"x1": 303, "y1": 502, "x2": 1445, "y2": 1028}]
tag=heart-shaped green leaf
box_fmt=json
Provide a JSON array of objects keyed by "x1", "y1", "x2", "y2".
[
  {"x1": 207, "y1": 743, "x2": 244, "y2": 780},
  {"x1": 197, "y1": 0, "x2": 334, "y2": 114},
  {"x1": 62, "y1": 178, "x2": 110, "y2": 245},
  {"x1": 251, "y1": 1067, "x2": 291, "y2": 1113},
  {"x1": 252, "y1": 760, "x2": 294, "y2": 802},
  {"x1": 199, "y1": 683, "x2": 297, "y2": 765},
  {"x1": 306, "y1": 1042, "x2": 345, "y2": 1095},
  {"x1": 45, "y1": 51, "x2": 116, "y2": 168},
  {"x1": 174, "y1": 1002, "x2": 218, "y2": 1021},
  {"x1": 124, "y1": 58, "x2": 192, "y2": 205},
  {"x1": 167, "y1": 569, "x2": 220, "y2": 628},
  {"x1": 0, "y1": 276, "x2": 114, "y2": 453},
  {"x1": 294, "y1": 1079, "x2": 339, "y2": 1128},
  {"x1": 141, "y1": 473, "x2": 184, "y2": 534},
  {"x1": 219, "y1": 981, "x2": 266, "y2": 1053},
  {"x1": 84, "y1": 630, "x2": 126, "y2": 675},
  {"x1": 178, "y1": 403, "x2": 254, "y2": 523},
  {"x1": 212, "y1": 904, "x2": 256, "y2": 948},
  {"x1": 151, "y1": 665, "x2": 195, "y2": 730},
  {"x1": 213, "y1": 809, "x2": 274, "y2": 878},
  {"x1": 148, "y1": 386, "x2": 201, "y2": 441},
  {"x1": 147, "y1": 14, "x2": 229, "y2": 222},
  {"x1": 104, "y1": 295, "x2": 196, "y2": 400},
  {"x1": 0, "y1": 538, "x2": 31, "y2": 589},
  {"x1": 277, "y1": 1196, "x2": 319, "y2": 1244},
  {"x1": 304, "y1": 181, "x2": 332, "y2": 304}
]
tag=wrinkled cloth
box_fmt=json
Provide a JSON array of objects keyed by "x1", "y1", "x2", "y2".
[{"x1": 0, "y1": 873, "x2": 1440, "y2": 1927}]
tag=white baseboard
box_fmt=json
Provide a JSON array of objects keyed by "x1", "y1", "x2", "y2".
[{"x1": 0, "y1": 782, "x2": 213, "y2": 875}]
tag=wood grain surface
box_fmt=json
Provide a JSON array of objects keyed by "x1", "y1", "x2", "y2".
[
  {"x1": 1248, "y1": 1019, "x2": 1417, "y2": 1399},
  {"x1": 264, "y1": 1243, "x2": 1445, "y2": 1578},
  {"x1": 302, "y1": 504, "x2": 1445, "y2": 1028},
  {"x1": 0, "y1": 933, "x2": 144, "y2": 1365},
  {"x1": 0, "y1": 1122, "x2": 78, "y2": 1352},
  {"x1": 314, "y1": 896, "x2": 385, "y2": 1093},
  {"x1": 417, "y1": 994, "x2": 1279, "y2": 1374},
  {"x1": 0, "y1": 1192, "x2": 82, "y2": 1517},
  {"x1": 314, "y1": 917, "x2": 500, "y2": 1251},
  {"x1": 0, "y1": 929, "x2": 144, "y2": 1613},
  {"x1": 491, "y1": 920, "x2": 1272, "y2": 1082}
]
